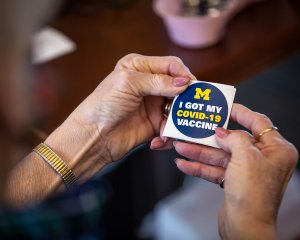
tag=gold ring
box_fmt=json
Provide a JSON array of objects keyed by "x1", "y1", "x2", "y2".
[
  {"x1": 219, "y1": 178, "x2": 225, "y2": 189},
  {"x1": 257, "y1": 126, "x2": 278, "y2": 139},
  {"x1": 162, "y1": 99, "x2": 173, "y2": 118}
]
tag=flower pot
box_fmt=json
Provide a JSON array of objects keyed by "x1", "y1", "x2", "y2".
[{"x1": 153, "y1": 0, "x2": 264, "y2": 48}]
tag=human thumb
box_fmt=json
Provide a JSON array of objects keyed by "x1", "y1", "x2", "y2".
[{"x1": 133, "y1": 72, "x2": 190, "y2": 97}]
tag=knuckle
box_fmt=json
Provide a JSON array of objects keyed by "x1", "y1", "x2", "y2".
[
  {"x1": 272, "y1": 136, "x2": 287, "y2": 146},
  {"x1": 169, "y1": 56, "x2": 185, "y2": 68},
  {"x1": 122, "y1": 53, "x2": 141, "y2": 61},
  {"x1": 126, "y1": 53, "x2": 141, "y2": 58},
  {"x1": 195, "y1": 147, "x2": 204, "y2": 161},
  {"x1": 116, "y1": 53, "x2": 142, "y2": 68},
  {"x1": 272, "y1": 140, "x2": 299, "y2": 171},
  {"x1": 169, "y1": 56, "x2": 183, "y2": 63},
  {"x1": 218, "y1": 157, "x2": 228, "y2": 168},
  {"x1": 115, "y1": 69, "x2": 132, "y2": 86},
  {"x1": 228, "y1": 130, "x2": 253, "y2": 149},
  {"x1": 285, "y1": 142, "x2": 299, "y2": 169},
  {"x1": 117, "y1": 69, "x2": 130, "y2": 79},
  {"x1": 191, "y1": 166, "x2": 203, "y2": 178},
  {"x1": 254, "y1": 112, "x2": 271, "y2": 124},
  {"x1": 232, "y1": 130, "x2": 250, "y2": 139}
]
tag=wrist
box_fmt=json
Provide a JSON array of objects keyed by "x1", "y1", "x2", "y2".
[
  {"x1": 222, "y1": 221, "x2": 276, "y2": 240},
  {"x1": 44, "y1": 113, "x2": 110, "y2": 184},
  {"x1": 3, "y1": 110, "x2": 111, "y2": 207},
  {"x1": 221, "y1": 210, "x2": 277, "y2": 240}
]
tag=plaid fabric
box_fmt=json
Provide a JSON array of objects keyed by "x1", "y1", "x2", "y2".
[{"x1": 0, "y1": 179, "x2": 108, "y2": 240}]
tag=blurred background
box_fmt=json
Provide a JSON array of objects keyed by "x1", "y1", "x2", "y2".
[{"x1": 29, "y1": 0, "x2": 300, "y2": 239}]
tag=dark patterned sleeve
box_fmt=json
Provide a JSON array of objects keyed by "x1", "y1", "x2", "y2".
[{"x1": 0, "y1": 179, "x2": 108, "y2": 240}]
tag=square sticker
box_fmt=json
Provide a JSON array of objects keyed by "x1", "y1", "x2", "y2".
[{"x1": 163, "y1": 80, "x2": 236, "y2": 148}]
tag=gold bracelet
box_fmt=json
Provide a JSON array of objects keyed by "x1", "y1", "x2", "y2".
[{"x1": 33, "y1": 143, "x2": 77, "y2": 189}]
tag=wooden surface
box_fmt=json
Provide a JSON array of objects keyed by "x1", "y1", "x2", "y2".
[{"x1": 39, "y1": 0, "x2": 300, "y2": 131}]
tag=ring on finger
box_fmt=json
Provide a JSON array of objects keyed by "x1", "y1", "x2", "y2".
[
  {"x1": 219, "y1": 178, "x2": 225, "y2": 189},
  {"x1": 162, "y1": 99, "x2": 173, "y2": 118},
  {"x1": 257, "y1": 126, "x2": 278, "y2": 140}
]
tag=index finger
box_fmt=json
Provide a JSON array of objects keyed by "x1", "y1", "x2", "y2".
[
  {"x1": 230, "y1": 104, "x2": 282, "y2": 142},
  {"x1": 115, "y1": 54, "x2": 196, "y2": 79}
]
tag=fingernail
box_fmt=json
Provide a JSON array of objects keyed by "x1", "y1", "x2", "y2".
[
  {"x1": 215, "y1": 128, "x2": 229, "y2": 138},
  {"x1": 174, "y1": 158, "x2": 179, "y2": 165},
  {"x1": 173, "y1": 77, "x2": 190, "y2": 87},
  {"x1": 162, "y1": 136, "x2": 168, "y2": 143},
  {"x1": 173, "y1": 140, "x2": 178, "y2": 147},
  {"x1": 150, "y1": 140, "x2": 164, "y2": 150}
]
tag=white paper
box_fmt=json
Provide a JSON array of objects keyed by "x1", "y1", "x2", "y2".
[{"x1": 31, "y1": 27, "x2": 76, "y2": 64}]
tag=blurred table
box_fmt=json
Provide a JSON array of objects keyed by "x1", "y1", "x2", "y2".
[{"x1": 40, "y1": 0, "x2": 300, "y2": 130}]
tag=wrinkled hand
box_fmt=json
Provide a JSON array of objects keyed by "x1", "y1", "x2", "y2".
[
  {"x1": 171, "y1": 104, "x2": 298, "y2": 238},
  {"x1": 73, "y1": 54, "x2": 195, "y2": 163}
]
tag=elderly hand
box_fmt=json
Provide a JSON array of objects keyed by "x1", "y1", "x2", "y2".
[
  {"x1": 172, "y1": 104, "x2": 298, "y2": 239},
  {"x1": 60, "y1": 54, "x2": 195, "y2": 166},
  {"x1": 80, "y1": 54, "x2": 194, "y2": 161},
  {"x1": 5, "y1": 54, "x2": 195, "y2": 205}
]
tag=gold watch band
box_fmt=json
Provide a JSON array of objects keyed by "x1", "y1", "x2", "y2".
[{"x1": 33, "y1": 143, "x2": 77, "y2": 189}]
